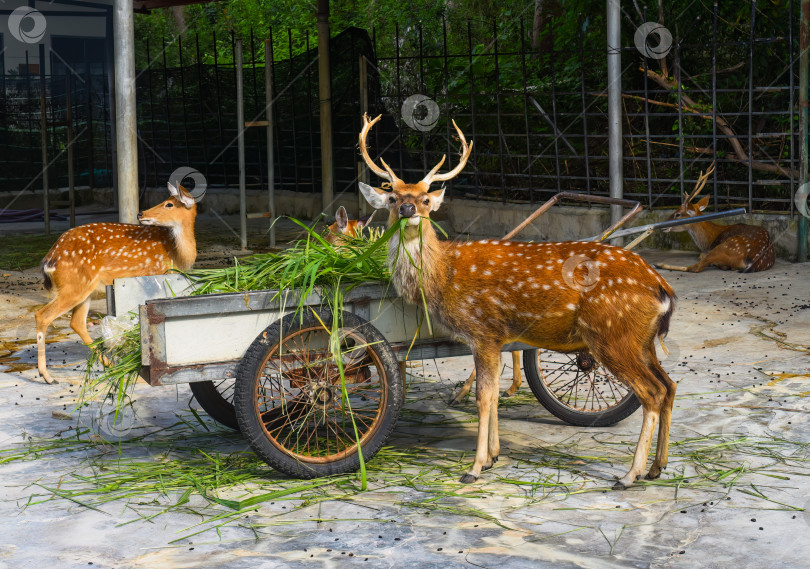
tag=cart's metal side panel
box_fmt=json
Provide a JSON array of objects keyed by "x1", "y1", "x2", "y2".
[
  {"x1": 367, "y1": 297, "x2": 451, "y2": 345},
  {"x1": 113, "y1": 274, "x2": 196, "y2": 317},
  {"x1": 157, "y1": 363, "x2": 237, "y2": 385}
]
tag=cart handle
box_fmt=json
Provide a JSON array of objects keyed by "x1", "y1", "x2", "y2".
[
  {"x1": 503, "y1": 192, "x2": 642, "y2": 241},
  {"x1": 583, "y1": 208, "x2": 748, "y2": 242}
]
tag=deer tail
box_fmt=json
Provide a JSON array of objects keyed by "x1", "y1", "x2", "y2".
[{"x1": 656, "y1": 285, "x2": 676, "y2": 346}]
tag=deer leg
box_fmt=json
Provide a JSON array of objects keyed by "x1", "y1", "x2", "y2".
[
  {"x1": 502, "y1": 350, "x2": 522, "y2": 397},
  {"x1": 593, "y1": 345, "x2": 665, "y2": 489},
  {"x1": 449, "y1": 367, "x2": 476, "y2": 405},
  {"x1": 36, "y1": 294, "x2": 85, "y2": 384},
  {"x1": 70, "y1": 297, "x2": 93, "y2": 345},
  {"x1": 646, "y1": 351, "x2": 677, "y2": 479},
  {"x1": 459, "y1": 347, "x2": 501, "y2": 483}
]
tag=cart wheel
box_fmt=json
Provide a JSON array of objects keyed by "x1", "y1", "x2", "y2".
[
  {"x1": 523, "y1": 349, "x2": 640, "y2": 427},
  {"x1": 189, "y1": 380, "x2": 239, "y2": 431},
  {"x1": 234, "y1": 309, "x2": 403, "y2": 478}
]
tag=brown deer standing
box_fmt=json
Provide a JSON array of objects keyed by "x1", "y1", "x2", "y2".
[
  {"x1": 657, "y1": 163, "x2": 775, "y2": 273},
  {"x1": 358, "y1": 113, "x2": 677, "y2": 488},
  {"x1": 35, "y1": 183, "x2": 197, "y2": 384},
  {"x1": 324, "y1": 206, "x2": 376, "y2": 245}
]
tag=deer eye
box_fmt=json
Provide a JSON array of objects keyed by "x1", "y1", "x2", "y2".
[
  {"x1": 423, "y1": 198, "x2": 430, "y2": 206},
  {"x1": 673, "y1": 212, "x2": 680, "y2": 218},
  {"x1": 388, "y1": 196, "x2": 396, "y2": 204},
  {"x1": 165, "y1": 202, "x2": 174, "y2": 208}
]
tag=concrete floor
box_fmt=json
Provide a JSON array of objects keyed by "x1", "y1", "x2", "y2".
[{"x1": 1, "y1": 249, "x2": 809, "y2": 568}]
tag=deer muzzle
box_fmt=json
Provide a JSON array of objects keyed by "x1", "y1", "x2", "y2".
[{"x1": 399, "y1": 203, "x2": 416, "y2": 218}]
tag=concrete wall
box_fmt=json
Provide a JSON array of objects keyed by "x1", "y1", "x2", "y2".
[{"x1": 16, "y1": 185, "x2": 805, "y2": 260}]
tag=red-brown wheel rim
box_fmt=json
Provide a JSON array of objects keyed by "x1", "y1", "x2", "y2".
[{"x1": 253, "y1": 324, "x2": 388, "y2": 463}]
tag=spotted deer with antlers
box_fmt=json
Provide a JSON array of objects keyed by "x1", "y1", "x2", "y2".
[
  {"x1": 657, "y1": 163, "x2": 775, "y2": 273},
  {"x1": 35, "y1": 183, "x2": 197, "y2": 384},
  {"x1": 358, "y1": 113, "x2": 677, "y2": 487}
]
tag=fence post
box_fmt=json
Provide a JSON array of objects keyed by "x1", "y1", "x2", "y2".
[
  {"x1": 799, "y1": 0, "x2": 809, "y2": 262},
  {"x1": 358, "y1": 54, "x2": 368, "y2": 217},
  {"x1": 113, "y1": 0, "x2": 139, "y2": 224},
  {"x1": 236, "y1": 39, "x2": 247, "y2": 250},
  {"x1": 317, "y1": 0, "x2": 334, "y2": 215},
  {"x1": 606, "y1": 0, "x2": 623, "y2": 231},
  {"x1": 265, "y1": 38, "x2": 276, "y2": 247},
  {"x1": 66, "y1": 72, "x2": 76, "y2": 228},
  {"x1": 38, "y1": 44, "x2": 49, "y2": 234}
]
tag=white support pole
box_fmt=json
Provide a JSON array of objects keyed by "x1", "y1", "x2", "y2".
[
  {"x1": 113, "y1": 0, "x2": 139, "y2": 224},
  {"x1": 606, "y1": 0, "x2": 623, "y2": 230}
]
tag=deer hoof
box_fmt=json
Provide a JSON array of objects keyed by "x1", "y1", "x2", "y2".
[
  {"x1": 646, "y1": 466, "x2": 662, "y2": 480},
  {"x1": 459, "y1": 473, "x2": 479, "y2": 484},
  {"x1": 39, "y1": 372, "x2": 58, "y2": 385},
  {"x1": 482, "y1": 457, "x2": 498, "y2": 471}
]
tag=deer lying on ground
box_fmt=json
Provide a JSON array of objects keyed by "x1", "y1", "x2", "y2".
[
  {"x1": 325, "y1": 206, "x2": 376, "y2": 245},
  {"x1": 35, "y1": 183, "x2": 197, "y2": 384},
  {"x1": 657, "y1": 163, "x2": 775, "y2": 273},
  {"x1": 358, "y1": 113, "x2": 677, "y2": 488}
]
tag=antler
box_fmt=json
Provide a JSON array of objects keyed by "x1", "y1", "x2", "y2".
[
  {"x1": 421, "y1": 120, "x2": 474, "y2": 185},
  {"x1": 359, "y1": 114, "x2": 402, "y2": 185},
  {"x1": 684, "y1": 161, "x2": 716, "y2": 204}
]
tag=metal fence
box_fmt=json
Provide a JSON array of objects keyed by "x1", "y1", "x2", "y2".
[
  {"x1": 370, "y1": 2, "x2": 801, "y2": 213},
  {"x1": 0, "y1": 0, "x2": 802, "y2": 216}
]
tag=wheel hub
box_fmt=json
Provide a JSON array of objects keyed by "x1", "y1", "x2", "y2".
[
  {"x1": 576, "y1": 352, "x2": 596, "y2": 372},
  {"x1": 312, "y1": 384, "x2": 335, "y2": 404}
]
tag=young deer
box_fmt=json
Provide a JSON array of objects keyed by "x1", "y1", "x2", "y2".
[
  {"x1": 35, "y1": 183, "x2": 197, "y2": 384},
  {"x1": 358, "y1": 113, "x2": 677, "y2": 488},
  {"x1": 657, "y1": 164, "x2": 775, "y2": 273},
  {"x1": 325, "y1": 206, "x2": 376, "y2": 245}
]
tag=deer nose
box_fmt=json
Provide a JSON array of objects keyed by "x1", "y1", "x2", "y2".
[
  {"x1": 137, "y1": 211, "x2": 144, "y2": 220},
  {"x1": 399, "y1": 203, "x2": 416, "y2": 218}
]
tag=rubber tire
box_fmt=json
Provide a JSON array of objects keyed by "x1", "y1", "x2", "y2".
[
  {"x1": 234, "y1": 309, "x2": 403, "y2": 479},
  {"x1": 189, "y1": 380, "x2": 239, "y2": 431},
  {"x1": 523, "y1": 349, "x2": 640, "y2": 427}
]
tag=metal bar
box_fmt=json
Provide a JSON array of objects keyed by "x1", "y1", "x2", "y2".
[
  {"x1": 606, "y1": 0, "x2": 623, "y2": 228},
  {"x1": 527, "y1": 97, "x2": 577, "y2": 156},
  {"x1": 443, "y1": 19, "x2": 453, "y2": 198},
  {"x1": 250, "y1": 29, "x2": 263, "y2": 188},
  {"x1": 178, "y1": 36, "x2": 190, "y2": 167},
  {"x1": 38, "y1": 44, "x2": 49, "y2": 234},
  {"x1": 113, "y1": 0, "x2": 139, "y2": 224},
  {"x1": 467, "y1": 20, "x2": 478, "y2": 190},
  {"x1": 236, "y1": 39, "x2": 247, "y2": 250},
  {"x1": 288, "y1": 29, "x2": 299, "y2": 191},
  {"x1": 306, "y1": 30, "x2": 316, "y2": 193},
  {"x1": 800, "y1": 0, "x2": 809, "y2": 261},
  {"x1": 502, "y1": 192, "x2": 642, "y2": 240},
  {"x1": 213, "y1": 30, "x2": 228, "y2": 187},
  {"x1": 396, "y1": 23, "x2": 404, "y2": 172},
  {"x1": 712, "y1": 2, "x2": 719, "y2": 209},
  {"x1": 358, "y1": 53, "x2": 369, "y2": 215},
  {"x1": 494, "y1": 19, "x2": 506, "y2": 200},
  {"x1": 317, "y1": 0, "x2": 334, "y2": 213},
  {"x1": 589, "y1": 208, "x2": 748, "y2": 241},
  {"x1": 83, "y1": 39, "x2": 95, "y2": 188},
  {"x1": 66, "y1": 72, "x2": 75, "y2": 227},
  {"x1": 548, "y1": 19, "x2": 561, "y2": 194},
  {"x1": 642, "y1": 7, "x2": 652, "y2": 209},
  {"x1": 579, "y1": 18, "x2": 591, "y2": 197},
  {"x1": 749, "y1": 1, "x2": 756, "y2": 214},
  {"x1": 676, "y1": 43, "x2": 685, "y2": 197},
  {"x1": 195, "y1": 34, "x2": 209, "y2": 180},
  {"x1": 520, "y1": 18, "x2": 533, "y2": 204},
  {"x1": 419, "y1": 24, "x2": 426, "y2": 176},
  {"x1": 105, "y1": 13, "x2": 118, "y2": 207},
  {"x1": 162, "y1": 39, "x2": 174, "y2": 173},
  {"x1": 265, "y1": 37, "x2": 276, "y2": 247},
  {"x1": 146, "y1": 40, "x2": 158, "y2": 188},
  {"x1": 789, "y1": 0, "x2": 796, "y2": 218}
]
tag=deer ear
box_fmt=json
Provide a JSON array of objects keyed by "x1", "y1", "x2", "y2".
[
  {"x1": 428, "y1": 187, "x2": 445, "y2": 212},
  {"x1": 175, "y1": 184, "x2": 195, "y2": 208},
  {"x1": 335, "y1": 206, "x2": 348, "y2": 230},
  {"x1": 357, "y1": 209, "x2": 376, "y2": 228},
  {"x1": 696, "y1": 195, "x2": 709, "y2": 211},
  {"x1": 359, "y1": 182, "x2": 390, "y2": 210}
]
